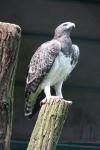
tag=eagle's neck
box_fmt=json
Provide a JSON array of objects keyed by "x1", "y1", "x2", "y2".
[{"x1": 54, "y1": 34, "x2": 72, "y2": 57}]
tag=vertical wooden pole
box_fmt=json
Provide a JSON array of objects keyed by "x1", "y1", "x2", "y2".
[
  {"x1": 27, "y1": 98, "x2": 72, "y2": 150},
  {"x1": 0, "y1": 22, "x2": 21, "y2": 150}
]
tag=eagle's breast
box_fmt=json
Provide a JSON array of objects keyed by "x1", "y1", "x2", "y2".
[{"x1": 39, "y1": 51, "x2": 72, "y2": 89}]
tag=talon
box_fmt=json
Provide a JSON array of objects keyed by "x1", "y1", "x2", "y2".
[
  {"x1": 47, "y1": 96, "x2": 61, "y2": 104},
  {"x1": 40, "y1": 98, "x2": 47, "y2": 106},
  {"x1": 40, "y1": 96, "x2": 63, "y2": 106},
  {"x1": 66, "y1": 100, "x2": 72, "y2": 105},
  {"x1": 49, "y1": 98, "x2": 54, "y2": 105}
]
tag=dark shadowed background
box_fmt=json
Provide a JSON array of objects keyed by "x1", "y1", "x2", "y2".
[{"x1": 0, "y1": 0, "x2": 100, "y2": 145}]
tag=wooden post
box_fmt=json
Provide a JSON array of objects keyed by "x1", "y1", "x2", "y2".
[
  {"x1": 0, "y1": 22, "x2": 21, "y2": 150},
  {"x1": 27, "y1": 98, "x2": 72, "y2": 150}
]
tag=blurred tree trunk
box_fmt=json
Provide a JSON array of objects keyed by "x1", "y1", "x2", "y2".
[
  {"x1": 0, "y1": 22, "x2": 21, "y2": 150},
  {"x1": 27, "y1": 98, "x2": 72, "y2": 150}
]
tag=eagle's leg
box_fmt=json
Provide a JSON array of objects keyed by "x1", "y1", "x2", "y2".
[
  {"x1": 44, "y1": 84, "x2": 51, "y2": 101},
  {"x1": 54, "y1": 80, "x2": 63, "y2": 100},
  {"x1": 55, "y1": 81, "x2": 72, "y2": 104},
  {"x1": 41, "y1": 84, "x2": 59, "y2": 105},
  {"x1": 41, "y1": 84, "x2": 51, "y2": 104}
]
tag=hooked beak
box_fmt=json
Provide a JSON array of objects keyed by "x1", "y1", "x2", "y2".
[{"x1": 67, "y1": 22, "x2": 75, "y2": 29}]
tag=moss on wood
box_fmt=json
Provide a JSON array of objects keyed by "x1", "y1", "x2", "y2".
[{"x1": 27, "y1": 98, "x2": 72, "y2": 150}]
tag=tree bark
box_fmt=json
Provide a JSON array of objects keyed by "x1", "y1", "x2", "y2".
[
  {"x1": 0, "y1": 22, "x2": 21, "y2": 150},
  {"x1": 27, "y1": 98, "x2": 72, "y2": 150}
]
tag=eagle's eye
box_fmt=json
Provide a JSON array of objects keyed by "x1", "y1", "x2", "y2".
[{"x1": 63, "y1": 23, "x2": 68, "y2": 26}]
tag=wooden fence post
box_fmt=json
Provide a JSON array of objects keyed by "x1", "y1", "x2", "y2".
[
  {"x1": 27, "y1": 98, "x2": 72, "y2": 150},
  {"x1": 0, "y1": 22, "x2": 21, "y2": 150}
]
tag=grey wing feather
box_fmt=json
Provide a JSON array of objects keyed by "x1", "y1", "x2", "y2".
[
  {"x1": 26, "y1": 40, "x2": 61, "y2": 92},
  {"x1": 71, "y1": 44, "x2": 80, "y2": 66}
]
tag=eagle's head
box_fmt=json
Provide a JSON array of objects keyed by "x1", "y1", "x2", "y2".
[{"x1": 54, "y1": 22, "x2": 75, "y2": 38}]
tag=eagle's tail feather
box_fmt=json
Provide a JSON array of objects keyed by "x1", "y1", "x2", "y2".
[
  {"x1": 25, "y1": 87, "x2": 56, "y2": 118},
  {"x1": 24, "y1": 91, "x2": 38, "y2": 117}
]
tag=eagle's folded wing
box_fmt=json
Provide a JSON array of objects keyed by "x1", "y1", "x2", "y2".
[{"x1": 25, "y1": 40, "x2": 61, "y2": 94}]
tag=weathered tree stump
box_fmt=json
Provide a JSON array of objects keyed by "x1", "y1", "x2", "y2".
[
  {"x1": 27, "y1": 98, "x2": 72, "y2": 150},
  {"x1": 0, "y1": 22, "x2": 21, "y2": 150}
]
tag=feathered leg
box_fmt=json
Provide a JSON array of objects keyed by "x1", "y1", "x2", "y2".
[
  {"x1": 54, "y1": 80, "x2": 63, "y2": 99},
  {"x1": 41, "y1": 84, "x2": 59, "y2": 105},
  {"x1": 54, "y1": 80, "x2": 72, "y2": 104}
]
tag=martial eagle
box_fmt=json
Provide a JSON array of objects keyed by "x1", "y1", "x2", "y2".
[{"x1": 25, "y1": 22, "x2": 80, "y2": 117}]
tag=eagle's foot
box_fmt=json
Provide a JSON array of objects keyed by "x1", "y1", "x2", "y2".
[
  {"x1": 65, "y1": 100, "x2": 72, "y2": 105},
  {"x1": 40, "y1": 96, "x2": 61, "y2": 105},
  {"x1": 40, "y1": 98, "x2": 47, "y2": 106},
  {"x1": 47, "y1": 96, "x2": 61, "y2": 105}
]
